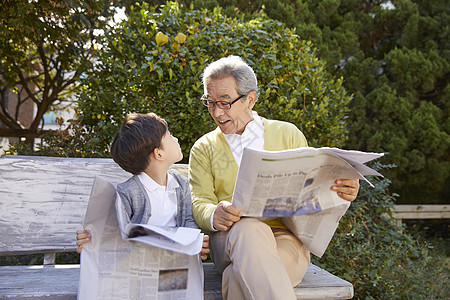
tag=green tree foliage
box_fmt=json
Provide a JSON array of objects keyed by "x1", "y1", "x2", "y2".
[
  {"x1": 178, "y1": 0, "x2": 449, "y2": 204},
  {"x1": 74, "y1": 2, "x2": 351, "y2": 159},
  {"x1": 0, "y1": 0, "x2": 114, "y2": 144},
  {"x1": 344, "y1": 1, "x2": 449, "y2": 204}
]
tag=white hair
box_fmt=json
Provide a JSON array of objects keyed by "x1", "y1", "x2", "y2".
[{"x1": 202, "y1": 55, "x2": 259, "y2": 101}]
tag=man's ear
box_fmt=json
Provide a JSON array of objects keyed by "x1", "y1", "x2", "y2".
[{"x1": 247, "y1": 91, "x2": 257, "y2": 109}]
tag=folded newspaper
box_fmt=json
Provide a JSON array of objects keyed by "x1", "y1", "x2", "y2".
[
  {"x1": 78, "y1": 177, "x2": 204, "y2": 300},
  {"x1": 116, "y1": 200, "x2": 204, "y2": 256},
  {"x1": 232, "y1": 147, "x2": 384, "y2": 257}
]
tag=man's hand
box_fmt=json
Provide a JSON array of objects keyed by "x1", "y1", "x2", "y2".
[
  {"x1": 332, "y1": 179, "x2": 360, "y2": 202},
  {"x1": 200, "y1": 235, "x2": 210, "y2": 260},
  {"x1": 213, "y1": 201, "x2": 243, "y2": 231},
  {"x1": 76, "y1": 228, "x2": 91, "y2": 253}
]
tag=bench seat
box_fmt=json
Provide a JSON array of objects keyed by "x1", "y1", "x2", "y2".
[{"x1": 0, "y1": 263, "x2": 352, "y2": 299}]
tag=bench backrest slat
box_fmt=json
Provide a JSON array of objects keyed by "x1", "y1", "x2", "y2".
[{"x1": 0, "y1": 156, "x2": 188, "y2": 255}]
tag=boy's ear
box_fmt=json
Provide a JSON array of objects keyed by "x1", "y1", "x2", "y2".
[{"x1": 152, "y1": 147, "x2": 164, "y2": 161}]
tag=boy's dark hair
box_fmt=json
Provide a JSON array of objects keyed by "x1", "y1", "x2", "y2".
[{"x1": 111, "y1": 113, "x2": 168, "y2": 175}]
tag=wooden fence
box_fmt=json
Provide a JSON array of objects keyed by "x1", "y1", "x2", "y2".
[{"x1": 392, "y1": 204, "x2": 449, "y2": 227}]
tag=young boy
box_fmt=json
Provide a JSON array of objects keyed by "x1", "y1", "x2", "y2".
[{"x1": 76, "y1": 112, "x2": 209, "y2": 260}]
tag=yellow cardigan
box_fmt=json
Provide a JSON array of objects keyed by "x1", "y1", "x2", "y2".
[{"x1": 188, "y1": 117, "x2": 308, "y2": 232}]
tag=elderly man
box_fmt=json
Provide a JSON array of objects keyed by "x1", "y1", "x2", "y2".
[{"x1": 188, "y1": 55, "x2": 360, "y2": 300}]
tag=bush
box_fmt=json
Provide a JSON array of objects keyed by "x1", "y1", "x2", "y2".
[
  {"x1": 74, "y1": 1, "x2": 351, "y2": 159},
  {"x1": 5, "y1": 116, "x2": 107, "y2": 158},
  {"x1": 313, "y1": 163, "x2": 448, "y2": 299}
]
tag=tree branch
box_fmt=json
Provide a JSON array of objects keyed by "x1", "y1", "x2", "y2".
[
  {"x1": 15, "y1": 64, "x2": 39, "y2": 105},
  {"x1": 0, "y1": 88, "x2": 24, "y2": 129}
]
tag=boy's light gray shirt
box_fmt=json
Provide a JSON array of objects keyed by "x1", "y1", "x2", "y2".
[{"x1": 116, "y1": 172, "x2": 198, "y2": 229}]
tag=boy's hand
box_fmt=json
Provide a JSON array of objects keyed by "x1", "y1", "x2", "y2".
[
  {"x1": 76, "y1": 229, "x2": 91, "y2": 253},
  {"x1": 128, "y1": 226, "x2": 147, "y2": 238},
  {"x1": 200, "y1": 235, "x2": 210, "y2": 260}
]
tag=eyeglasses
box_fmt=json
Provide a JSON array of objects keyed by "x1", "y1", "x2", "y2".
[{"x1": 201, "y1": 94, "x2": 247, "y2": 110}]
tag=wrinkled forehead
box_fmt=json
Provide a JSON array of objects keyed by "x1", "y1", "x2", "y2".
[{"x1": 205, "y1": 76, "x2": 238, "y2": 97}]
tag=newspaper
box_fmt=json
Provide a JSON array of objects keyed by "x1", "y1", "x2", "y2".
[
  {"x1": 232, "y1": 147, "x2": 383, "y2": 257},
  {"x1": 116, "y1": 201, "x2": 204, "y2": 256},
  {"x1": 78, "y1": 177, "x2": 204, "y2": 300}
]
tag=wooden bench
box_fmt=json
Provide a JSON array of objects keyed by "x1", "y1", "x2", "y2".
[{"x1": 0, "y1": 155, "x2": 354, "y2": 299}]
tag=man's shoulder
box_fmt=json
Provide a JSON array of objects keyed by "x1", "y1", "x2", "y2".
[
  {"x1": 262, "y1": 117, "x2": 300, "y2": 132},
  {"x1": 261, "y1": 117, "x2": 308, "y2": 149}
]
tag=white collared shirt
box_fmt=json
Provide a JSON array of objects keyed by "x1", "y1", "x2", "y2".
[
  {"x1": 223, "y1": 111, "x2": 265, "y2": 167},
  {"x1": 210, "y1": 111, "x2": 265, "y2": 230},
  {"x1": 137, "y1": 172, "x2": 178, "y2": 226}
]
